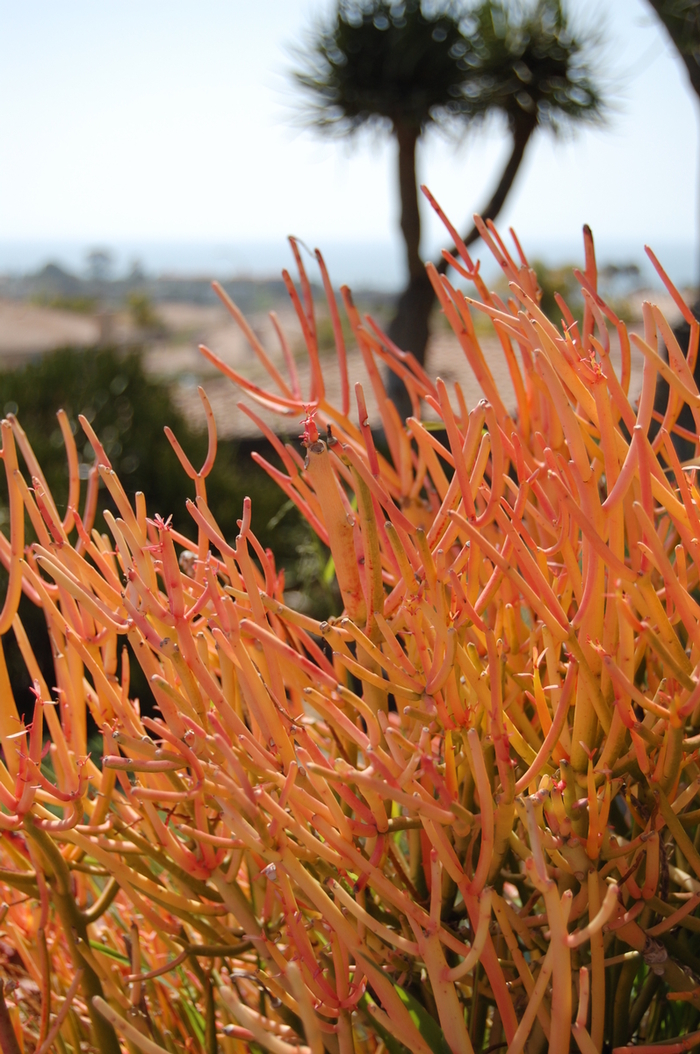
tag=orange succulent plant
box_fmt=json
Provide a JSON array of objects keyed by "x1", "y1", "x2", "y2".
[{"x1": 0, "y1": 197, "x2": 699, "y2": 1054}]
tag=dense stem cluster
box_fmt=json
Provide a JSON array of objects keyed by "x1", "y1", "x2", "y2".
[{"x1": 1, "y1": 210, "x2": 700, "y2": 1054}]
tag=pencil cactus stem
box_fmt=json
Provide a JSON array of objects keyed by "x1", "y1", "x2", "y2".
[
  {"x1": 305, "y1": 437, "x2": 366, "y2": 624},
  {"x1": 213, "y1": 280, "x2": 294, "y2": 400},
  {"x1": 316, "y1": 249, "x2": 349, "y2": 416},
  {"x1": 465, "y1": 729, "x2": 493, "y2": 894},
  {"x1": 348, "y1": 458, "x2": 384, "y2": 629},
  {"x1": 24, "y1": 818, "x2": 122, "y2": 1054},
  {"x1": 444, "y1": 888, "x2": 492, "y2": 982},
  {"x1": 0, "y1": 426, "x2": 24, "y2": 640},
  {"x1": 568, "y1": 884, "x2": 619, "y2": 948}
]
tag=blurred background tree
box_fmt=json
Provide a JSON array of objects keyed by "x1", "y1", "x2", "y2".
[
  {"x1": 293, "y1": 0, "x2": 604, "y2": 415},
  {"x1": 645, "y1": 3, "x2": 700, "y2": 452},
  {"x1": 648, "y1": 1, "x2": 700, "y2": 99},
  {"x1": 647, "y1": 1, "x2": 700, "y2": 285}
]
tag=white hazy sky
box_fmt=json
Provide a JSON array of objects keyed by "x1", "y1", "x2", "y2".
[{"x1": 0, "y1": 0, "x2": 698, "y2": 280}]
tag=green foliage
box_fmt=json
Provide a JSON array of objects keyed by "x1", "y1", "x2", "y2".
[
  {"x1": 29, "y1": 293, "x2": 97, "y2": 314},
  {"x1": 528, "y1": 258, "x2": 639, "y2": 329},
  {"x1": 531, "y1": 258, "x2": 582, "y2": 322},
  {"x1": 0, "y1": 347, "x2": 283, "y2": 548},
  {"x1": 0, "y1": 346, "x2": 208, "y2": 538},
  {"x1": 315, "y1": 308, "x2": 365, "y2": 355},
  {"x1": 393, "y1": 986, "x2": 452, "y2": 1054},
  {"x1": 0, "y1": 346, "x2": 337, "y2": 715},
  {"x1": 126, "y1": 291, "x2": 162, "y2": 331}
]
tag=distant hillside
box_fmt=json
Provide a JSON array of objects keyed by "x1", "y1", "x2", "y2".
[
  {"x1": 0, "y1": 261, "x2": 389, "y2": 313},
  {"x1": 0, "y1": 262, "x2": 292, "y2": 309}
]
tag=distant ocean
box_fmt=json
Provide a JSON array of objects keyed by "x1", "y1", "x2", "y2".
[{"x1": 0, "y1": 237, "x2": 696, "y2": 292}]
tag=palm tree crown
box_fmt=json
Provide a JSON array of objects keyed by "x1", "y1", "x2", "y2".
[
  {"x1": 473, "y1": 1, "x2": 603, "y2": 137},
  {"x1": 294, "y1": 0, "x2": 488, "y2": 136}
]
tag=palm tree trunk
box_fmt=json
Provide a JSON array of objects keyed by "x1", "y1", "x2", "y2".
[
  {"x1": 437, "y1": 115, "x2": 536, "y2": 275},
  {"x1": 396, "y1": 121, "x2": 423, "y2": 282},
  {"x1": 646, "y1": 1, "x2": 700, "y2": 97},
  {"x1": 385, "y1": 117, "x2": 535, "y2": 417}
]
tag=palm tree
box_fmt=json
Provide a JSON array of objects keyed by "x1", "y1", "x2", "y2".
[
  {"x1": 293, "y1": 0, "x2": 604, "y2": 415},
  {"x1": 294, "y1": 0, "x2": 493, "y2": 287}
]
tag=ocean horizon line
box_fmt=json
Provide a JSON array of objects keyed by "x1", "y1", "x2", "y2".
[{"x1": 0, "y1": 235, "x2": 696, "y2": 293}]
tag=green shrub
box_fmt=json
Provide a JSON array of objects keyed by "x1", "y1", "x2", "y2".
[{"x1": 0, "y1": 346, "x2": 335, "y2": 716}]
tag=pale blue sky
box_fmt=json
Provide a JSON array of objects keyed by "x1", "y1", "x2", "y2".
[{"x1": 0, "y1": 1, "x2": 697, "y2": 282}]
